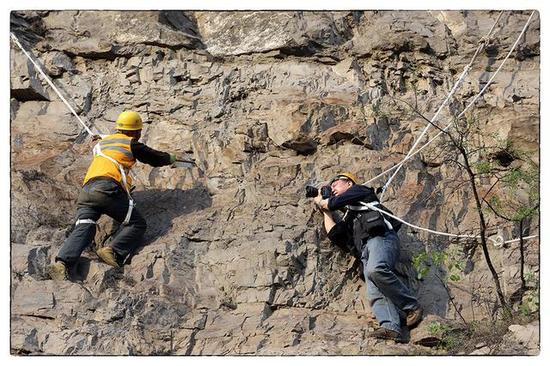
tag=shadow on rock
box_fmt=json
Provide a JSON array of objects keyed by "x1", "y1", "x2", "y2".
[
  {"x1": 133, "y1": 184, "x2": 212, "y2": 245},
  {"x1": 92, "y1": 184, "x2": 211, "y2": 267},
  {"x1": 125, "y1": 185, "x2": 211, "y2": 264},
  {"x1": 71, "y1": 257, "x2": 93, "y2": 282}
]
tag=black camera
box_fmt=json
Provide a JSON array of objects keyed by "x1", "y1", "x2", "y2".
[{"x1": 305, "y1": 185, "x2": 332, "y2": 199}]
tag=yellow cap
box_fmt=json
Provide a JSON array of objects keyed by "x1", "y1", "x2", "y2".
[
  {"x1": 331, "y1": 172, "x2": 358, "y2": 185},
  {"x1": 115, "y1": 111, "x2": 143, "y2": 131}
]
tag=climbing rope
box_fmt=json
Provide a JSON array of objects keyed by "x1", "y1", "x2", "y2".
[
  {"x1": 10, "y1": 32, "x2": 139, "y2": 225},
  {"x1": 379, "y1": 11, "x2": 504, "y2": 201},
  {"x1": 366, "y1": 11, "x2": 535, "y2": 188},
  {"x1": 359, "y1": 201, "x2": 538, "y2": 247},
  {"x1": 361, "y1": 11, "x2": 537, "y2": 246},
  {"x1": 10, "y1": 32, "x2": 100, "y2": 137}
]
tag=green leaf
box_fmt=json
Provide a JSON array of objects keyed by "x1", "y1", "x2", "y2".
[{"x1": 474, "y1": 161, "x2": 493, "y2": 175}]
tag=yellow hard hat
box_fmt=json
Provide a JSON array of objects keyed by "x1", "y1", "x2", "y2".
[
  {"x1": 331, "y1": 172, "x2": 358, "y2": 185},
  {"x1": 116, "y1": 111, "x2": 143, "y2": 131}
]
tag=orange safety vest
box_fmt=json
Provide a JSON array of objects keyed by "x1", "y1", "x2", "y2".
[{"x1": 83, "y1": 133, "x2": 136, "y2": 190}]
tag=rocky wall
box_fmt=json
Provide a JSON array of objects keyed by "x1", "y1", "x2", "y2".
[{"x1": 10, "y1": 10, "x2": 539, "y2": 355}]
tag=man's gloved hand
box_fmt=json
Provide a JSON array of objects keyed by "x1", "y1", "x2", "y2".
[{"x1": 170, "y1": 154, "x2": 197, "y2": 168}]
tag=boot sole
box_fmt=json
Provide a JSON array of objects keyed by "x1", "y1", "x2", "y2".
[
  {"x1": 406, "y1": 308, "x2": 423, "y2": 328},
  {"x1": 368, "y1": 328, "x2": 404, "y2": 342}
]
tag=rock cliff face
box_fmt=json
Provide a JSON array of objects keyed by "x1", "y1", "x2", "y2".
[{"x1": 10, "y1": 10, "x2": 539, "y2": 355}]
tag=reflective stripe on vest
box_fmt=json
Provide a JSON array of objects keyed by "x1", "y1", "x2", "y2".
[
  {"x1": 99, "y1": 145, "x2": 134, "y2": 159},
  {"x1": 83, "y1": 133, "x2": 136, "y2": 190}
]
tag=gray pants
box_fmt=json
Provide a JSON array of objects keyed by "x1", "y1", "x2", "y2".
[{"x1": 56, "y1": 179, "x2": 146, "y2": 265}]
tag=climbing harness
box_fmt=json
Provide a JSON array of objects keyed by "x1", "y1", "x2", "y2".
[
  {"x1": 92, "y1": 142, "x2": 135, "y2": 225},
  {"x1": 345, "y1": 201, "x2": 394, "y2": 231}
]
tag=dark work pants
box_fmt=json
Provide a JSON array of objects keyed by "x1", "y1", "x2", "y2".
[{"x1": 56, "y1": 179, "x2": 147, "y2": 265}]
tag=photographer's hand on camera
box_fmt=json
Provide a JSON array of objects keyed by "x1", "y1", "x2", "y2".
[
  {"x1": 306, "y1": 183, "x2": 333, "y2": 213},
  {"x1": 313, "y1": 192, "x2": 329, "y2": 211}
]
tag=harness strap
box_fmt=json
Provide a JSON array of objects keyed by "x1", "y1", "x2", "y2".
[
  {"x1": 93, "y1": 142, "x2": 134, "y2": 225},
  {"x1": 346, "y1": 201, "x2": 380, "y2": 211},
  {"x1": 123, "y1": 199, "x2": 135, "y2": 226},
  {"x1": 382, "y1": 217, "x2": 393, "y2": 231}
]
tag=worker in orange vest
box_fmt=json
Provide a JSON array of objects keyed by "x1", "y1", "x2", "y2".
[{"x1": 48, "y1": 111, "x2": 178, "y2": 280}]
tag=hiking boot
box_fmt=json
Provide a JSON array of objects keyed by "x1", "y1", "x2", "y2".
[
  {"x1": 368, "y1": 327, "x2": 402, "y2": 341},
  {"x1": 406, "y1": 305, "x2": 423, "y2": 328},
  {"x1": 48, "y1": 261, "x2": 68, "y2": 281},
  {"x1": 96, "y1": 246, "x2": 121, "y2": 268}
]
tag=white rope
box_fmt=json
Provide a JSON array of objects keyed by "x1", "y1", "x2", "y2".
[
  {"x1": 356, "y1": 11, "x2": 537, "y2": 248},
  {"x1": 379, "y1": 11, "x2": 504, "y2": 201},
  {"x1": 502, "y1": 235, "x2": 538, "y2": 244},
  {"x1": 361, "y1": 202, "x2": 538, "y2": 247},
  {"x1": 379, "y1": 65, "x2": 469, "y2": 201},
  {"x1": 11, "y1": 32, "x2": 149, "y2": 200},
  {"x1": 365, "y1": 11, "x2": 536, "y2": 187},
  {"x1": 10, "y1": 32, "x2": 97, "y2": 137}
]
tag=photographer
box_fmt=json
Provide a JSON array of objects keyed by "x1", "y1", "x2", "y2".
[{"x1": 311, "y1": 172, "x2": 423, "y2": 341}]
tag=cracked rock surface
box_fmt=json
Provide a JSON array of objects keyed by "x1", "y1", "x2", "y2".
[{"x1": 10, "y1": 10, "x2": 539, "y2": 355}]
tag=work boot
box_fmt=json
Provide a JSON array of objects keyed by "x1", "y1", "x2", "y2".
[
  {"x1": 368, "y1": 327, "x2": 402, "y2": 341},
  {"x1": 406, "y1": 305, "x2": 423, "y2": 328},
  {"x1": 96, "y1": 246, "x2": 121, "y2": 268},
  {"x1": 47, "y1": 261, "x2": 68, "y2": 281}
]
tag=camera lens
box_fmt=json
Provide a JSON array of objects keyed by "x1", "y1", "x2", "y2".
[
  {"x1": 305, "y1": 185, "x2": 319, "y2": 198},
  {"x1": 320, "y1": 185, "x2": 332, "y2": 199}
]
